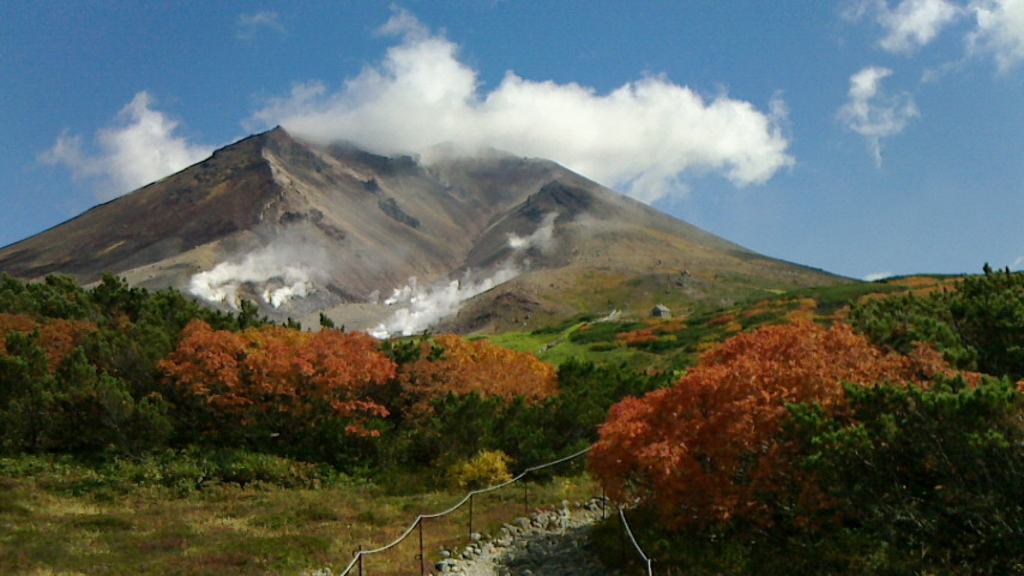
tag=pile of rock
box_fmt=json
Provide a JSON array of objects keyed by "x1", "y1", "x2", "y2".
[{"x1": 434, "y1": 497, "x2": 612, "y2": 576}]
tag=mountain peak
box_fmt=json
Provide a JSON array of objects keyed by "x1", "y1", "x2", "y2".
[{"x1": 0, "y1": 132, "x2": 844, "y2": 334}]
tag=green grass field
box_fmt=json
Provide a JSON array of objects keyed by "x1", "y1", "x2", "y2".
[
  {"x1": 481, "y1": 275, "x2": 951, "y2": 373},
  {"x1": 0, "y1": 454, "x2": 598, "y2": 576}
]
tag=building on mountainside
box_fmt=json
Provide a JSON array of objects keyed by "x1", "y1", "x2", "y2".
[{"x1": 651, "y1": 304, "x2": 671, "y2": 318}]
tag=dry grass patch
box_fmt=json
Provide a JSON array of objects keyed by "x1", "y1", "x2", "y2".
[{"x1": 0, "y1": 463, "x2": 597, "y2": 576}]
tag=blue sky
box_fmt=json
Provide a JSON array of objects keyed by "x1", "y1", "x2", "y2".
[{"x1": 1, "y1": 1, "x2": 1021, "y2": 280}]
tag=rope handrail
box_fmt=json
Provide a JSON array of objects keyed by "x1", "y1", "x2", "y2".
[
  {"x1": 338, "y1": 444, "x2": 594, "y2": 576},
  {"x1": 619, "y1": 505, "x2": 654, "y2": 576}
]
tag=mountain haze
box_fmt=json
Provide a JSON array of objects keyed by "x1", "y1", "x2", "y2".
[{"x1": 0, "y1": 128, "x2": 845, "y2": 334}]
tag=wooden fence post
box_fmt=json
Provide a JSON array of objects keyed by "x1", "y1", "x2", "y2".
[
  {"x1": 601, "y1": 486, "x2": 607, "y2": 520},
  {"x1": 418, "y1": 518, "x2": 425, "y2": 576}
]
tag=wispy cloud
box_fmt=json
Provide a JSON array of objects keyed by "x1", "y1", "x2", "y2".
[
  {"x1": 967, "y1": 0, "x2": 1024, "y2": 72},
  {"x1": 864, "y1": 271, "x2": 895, "y2": 281},
  {"x1": 40, "y1": 92, "x2": 213, "y2": 200},
  {"x1": 883, "y1": 0, "x2": 964, "y2": 52},
  {"x1": 249, "y1": 8, "x2": 794, "y2": 203},
  {"x1": 236, "y1": 10, "x2": 286, "y2": 40},
  {"x1": 846, "y1": 0, "x2": 1024, "y2": 72},
  {"x1": 837, "y1": 66, "x2": 920, "y2": 165},
  {"x1": 846, "y1": 0, "x2": 964, "y2": 54}
]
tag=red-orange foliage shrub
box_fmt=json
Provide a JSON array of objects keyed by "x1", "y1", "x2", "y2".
[
  {"x1": 400, "y1": 334, "x2": 558, "y2": 415},
  {"x1": 589, "y1": 321, "x2": 958, "y2": 530},
  {"x1": 706, "y1": 314, "x2": 736, "y2": 327},
  {"x1": 0, "y1": 313, "x2": 37, "y2": 340},
  {"x1": 617, "y1": 321, "x2": 688, "y2": 347},
  {"x1": 39, "y1": 319, "x2": 100, "y2": 368},
  {"x1": 616, "y1": 328, "x2": 659, "y2": 346},
  {"x1": 0, "y1": 313, "x2": 98, "y2": 371},
  {"x1": 159, "y1": 320, "x2": 394, "y2": 437},
  {"x1": 0, "y1": 313, "x2": 39, "y2": 360}
]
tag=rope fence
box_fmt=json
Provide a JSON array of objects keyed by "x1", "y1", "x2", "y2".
[
  {"x1": 619, "y1": 505, "x2": 654, "y2": 576},
  {"x1": 336, "y1": 444, "x2": 656, "y2": 575}
]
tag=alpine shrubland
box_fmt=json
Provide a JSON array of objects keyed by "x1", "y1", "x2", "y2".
[{"x1": 1, "y1": 267, "x2": 1022, "y2": 575}]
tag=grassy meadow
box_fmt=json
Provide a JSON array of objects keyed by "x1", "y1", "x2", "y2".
[{"x1": 0, "y1": 454, "x2": 598, "y2": 576}]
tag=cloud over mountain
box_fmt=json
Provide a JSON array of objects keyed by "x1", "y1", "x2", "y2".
[
  {"x1": 250, "y1": 8, "x2": 793, "y2": 203},
  {"x1": 40, "y1": 92, "x2": 213, "y2": 201}
]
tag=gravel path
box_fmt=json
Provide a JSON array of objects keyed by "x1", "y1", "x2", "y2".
[{"x1": 433, "y1": 497, "x2": 613, "y2": 576}]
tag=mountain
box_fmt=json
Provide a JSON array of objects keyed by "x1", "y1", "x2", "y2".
[{"x1": 0, "y1": 128, "x2": 846, "y2": 335}]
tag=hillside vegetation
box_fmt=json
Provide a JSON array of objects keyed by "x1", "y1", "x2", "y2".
[
  {"x1": 0, "y1": 273, "x2": 673, "y2": 476},
  {"x1": 590, "y1": 266, "x2": 1024, "y2": 575},
  {"x1": 1, "y1": 268, "x2": 1021, "y2": 575}
]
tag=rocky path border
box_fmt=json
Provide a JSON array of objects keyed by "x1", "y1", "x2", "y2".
[{"x1": 433, "y1": 496, "x2": 613, "y2": 576}]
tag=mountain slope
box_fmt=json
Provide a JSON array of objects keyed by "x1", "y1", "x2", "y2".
[{"x1": 0, "y1": 128, "x2": 846, "y2": 334}]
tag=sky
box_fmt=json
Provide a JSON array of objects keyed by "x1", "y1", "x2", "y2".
[{"x1": 1, "y1": 1, "x2": 1022, "y2": 281}]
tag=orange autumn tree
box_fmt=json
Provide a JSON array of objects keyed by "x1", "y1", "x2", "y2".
[
  {"x1": 399, "y1": 334, "x2": 558, "y2": 415},
  {"x1": 0, "y1": 313, "x2": 98, "y2": 371},
  {"x1": 588, "y1": 321, "x2": 960, "y2": 531},
  {"x1": 160, "y1": 320, "x2": 394, "y2": 439}
]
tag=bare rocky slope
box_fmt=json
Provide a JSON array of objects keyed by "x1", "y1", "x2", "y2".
[{"x1": 0, "y1": 128, "x2": 846, "y2": 334}]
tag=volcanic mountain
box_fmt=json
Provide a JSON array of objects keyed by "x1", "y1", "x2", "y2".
[{"x1": 0, "y1": 128, "x2": 844, "y2": 334}]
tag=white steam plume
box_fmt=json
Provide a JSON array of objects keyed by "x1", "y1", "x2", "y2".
[
  {"x1": 370, "y1": 212, "x2": 559, "y2": 338},
  {"x1": 189, "y1": 241, "x2": 327, "y2": 309},
  {"x1": 249, "y1": 8, "x2": 793, "y2": 203},
  {"x1": 40, "y1": 92, "x2": 213, "y2": 201},
  {"x1": 507, "y1": 212, "x2": 558, "y2": 252},
  {"x1": 369, "y1": 267, "x2": 520, "y2": 339},
  {"x1": 863, "y1": 271, "x2": 895, "y2": 281}
]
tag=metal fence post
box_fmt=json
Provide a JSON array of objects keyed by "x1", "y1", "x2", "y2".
[
  {"x1": 357, "y1": 545, "x2": 363, "y2": 576},
  {"x1": 469, "y1": 493, "x2": 475, "y2": 537}
]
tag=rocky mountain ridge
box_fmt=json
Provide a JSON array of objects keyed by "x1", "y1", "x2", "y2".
[{"x1": 0, "y1": 128, "x2": 845, "y2": 335}]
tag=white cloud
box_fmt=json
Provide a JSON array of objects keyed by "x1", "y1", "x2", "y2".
[
  {"x1": 883, "y1": 0, "x2": 964, "y2": 52},
  {"x1": 837, "y1": 67, "x2": 920, "y2": 165},
  {"x1": 236, "y1": 11, "x2": 286, "y2": 40},
  {"x1": 250, "y1": 8, "x2": 794, "y2": 203},
  {"x1": 1012, "y1": 255, "x2": 1024, "y2": 270},
  {"x1": 845, "y1": 0, "x2": 964, "y2": 53},
  {"x1": 864, "y1": 271, "x2": 895, "y2": 281},
  {"x1": 848, "y1": 0, "x2": 1024, "y2": 71},
  {"x1": 967, "y1": 0, "x2": 1024, "y2": 71},
  {"x1": 40, "y1": 92, "x2": 213, "y2": 200}
]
